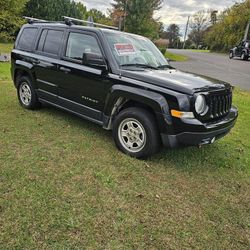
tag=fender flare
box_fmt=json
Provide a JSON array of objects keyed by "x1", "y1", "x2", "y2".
[
  {"x1": 13, "y1": 60, "x2": 37, "y2": 88},
  {"x1": 103, "y1": 84, "x2": 173, "y2": 131}
]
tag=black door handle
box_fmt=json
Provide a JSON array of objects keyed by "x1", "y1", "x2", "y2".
[{"x1": 60, "y1": 66, "x2": 71, "y2": 73}]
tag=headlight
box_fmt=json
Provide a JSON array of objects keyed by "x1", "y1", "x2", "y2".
[{"x1": 195, "y1": 95, "x2": 208, "y2": 115}]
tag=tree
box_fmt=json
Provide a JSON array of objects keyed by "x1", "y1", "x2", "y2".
[
  {"x1": 205, "y1": 0, "x2": 250, "y2": 52},
  {"x1": 87, "y1": 9, "x2": 112, "y2": 26},
  {"x1": 161, "y1": 24, "x2": 181, "y2": 48},
  {"x1": 0, "y1": 0, "x2": 27, "y2": 41},
  {"x1": 23, "y1": 0, "x2": 83, "y2": 21},
  {"x1": 111, "y1": 0, "x2": 163, "y2": 38},
  {"x1": 24, "y1": 0, "x2": 111, "y2": 26},
  {"x1": 188, "y1": 10, "x2": 210, "y2": 48}
]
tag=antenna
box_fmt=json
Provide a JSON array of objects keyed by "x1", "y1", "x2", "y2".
[{"x1": 63, "y1": 16, "x2": 119, "y2": 30}]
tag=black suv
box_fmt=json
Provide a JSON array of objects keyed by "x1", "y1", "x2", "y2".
[
  {"x1": 11, "y1": 19, "x2": 238, "y2": 158},
  {"x1": 229, "y1": 40, "x2": 250, "y2": 60}
]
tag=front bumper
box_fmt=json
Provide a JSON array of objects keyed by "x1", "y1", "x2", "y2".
[{"x1": 161, "y1": 106, "x2": 238, "y2": 148}]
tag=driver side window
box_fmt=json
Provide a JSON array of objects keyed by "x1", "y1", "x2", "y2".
[{"x1": 65, "y1": 32, "x2": 102, "y2": 61}]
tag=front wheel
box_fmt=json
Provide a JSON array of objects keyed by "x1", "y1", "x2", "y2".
[{"x1": 113, "y1": 107, "x2": 161, "y2": 159}]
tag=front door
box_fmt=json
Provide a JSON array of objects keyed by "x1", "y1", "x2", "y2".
[{"x1": 57, "y1": 31, "x2": 107, "y2": 123}]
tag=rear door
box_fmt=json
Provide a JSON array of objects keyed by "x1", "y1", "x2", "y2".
[{"x1": 34, "y1": 28, "x2": 65, "y2": 103}]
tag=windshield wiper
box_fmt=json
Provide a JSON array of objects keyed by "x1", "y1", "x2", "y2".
[
  {"x1": 120, "y1": 63, "x2": 158, "y2": 70},
  {"x1": 157, "y1": 64, "x2": 173, "y2": 69}
]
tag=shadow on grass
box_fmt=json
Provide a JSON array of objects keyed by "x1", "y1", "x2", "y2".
[{"x1": 39, "y1": 104, "x2": 239, "y2": 172}]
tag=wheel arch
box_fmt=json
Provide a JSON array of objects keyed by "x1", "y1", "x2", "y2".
[
  {"x1": 103, "y1": 85, "x2": 173, "y2": 133},
  {"x1": 14, "y1": 61, "x2": 37, "y2": 88}
]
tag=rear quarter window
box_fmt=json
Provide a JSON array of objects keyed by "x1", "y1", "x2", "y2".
[
  {"x1": 17, "y1": 27, "x2": 38, "y2": 51},
  {"x1": 43, "y1": 30, "x2": 64, "y2": 55}
]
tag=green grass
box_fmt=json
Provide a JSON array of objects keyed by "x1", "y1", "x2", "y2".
[
  {"x1": 0, "y1": 43, "x2": 13, "y2": 54},
  {"x1": 165, "y1": 50, "x2": 188, "y2": 62},
  {"x1": 187, "y1": 49, "x2": 210, "y2": 53},
  {"x1": 0, "y1": 62, "x2": 250, "y2": 249}
]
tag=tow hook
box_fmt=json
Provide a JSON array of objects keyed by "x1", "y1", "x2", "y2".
[{"x1": 198, "y1": 137, "x2": 216, "y2": 148}]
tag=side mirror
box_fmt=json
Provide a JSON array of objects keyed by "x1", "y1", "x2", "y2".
[{"x1": 82, "y1": 52, "x2": 107, "y2": 71}]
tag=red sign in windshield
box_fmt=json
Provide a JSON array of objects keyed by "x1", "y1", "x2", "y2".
[{"x1": 114, "y1": 44, "x2": 136, "y2": 56}]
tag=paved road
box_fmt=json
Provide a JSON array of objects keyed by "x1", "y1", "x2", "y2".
[{"x1": 168, "y1": 49, "x2": 250, "y2": 90}]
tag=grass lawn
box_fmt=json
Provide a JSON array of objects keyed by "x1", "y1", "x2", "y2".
[
  {"x1": 165, "y1": 50, "x2": 188, "y2": 62},
  {"x1": 0, "y1": 62, "x2": 250, "y2": 249},
  {"x1": 187, "y1": 49, "x2": 210, "y2": 53},
  {"x1": 0, "y1": 43, "x2": 13, "y2": 54}
]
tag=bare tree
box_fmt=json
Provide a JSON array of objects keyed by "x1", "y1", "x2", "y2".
[{"x1": 188, "y1": 10, "x2": 210, "y2": 48}]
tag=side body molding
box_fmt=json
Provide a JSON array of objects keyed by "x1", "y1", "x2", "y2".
[{"x1": 15, "y1": 60, "x2": 33, "y2": 70}]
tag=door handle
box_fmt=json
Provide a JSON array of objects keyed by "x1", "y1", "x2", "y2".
[
  {"x1": 60, "y1": 66, "x2": 71, "y2": 73},
  {"x1": 31, "y1": 58, "x2": 40, "y2": 65}
]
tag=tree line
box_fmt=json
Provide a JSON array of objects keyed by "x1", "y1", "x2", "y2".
[
  {"x1": 0, "y1": 0, "x2": 162, "y2": 42},
  {"x1": 161, "y1": 0, "x2": 250, "y2": 52},
  {"x1": 0, "y1": 0, "x2": 249, "y2": 52}
]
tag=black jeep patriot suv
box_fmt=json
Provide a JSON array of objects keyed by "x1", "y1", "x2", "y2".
[{"x1": 11, "y1": 18, "x2": 238, "y2": 158}]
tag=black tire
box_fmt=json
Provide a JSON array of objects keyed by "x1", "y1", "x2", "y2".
[
  {"x1": 229, "y1": 51, "x2": 234, "y2": 59},
  {"x1": 112, "y1": 107, "x2": 161, "y2": 159},
  {"x1": 241, "y1": 52, "x2": 248, "y2": 61},
  {"x1": 16, "y1": 75, "x2": 41, "y2": 110}
]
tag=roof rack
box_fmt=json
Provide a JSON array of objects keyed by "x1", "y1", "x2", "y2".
[
  {"x1": 24, "y1": 16, "x2": 120, "y2": 31},
  {"x1": 63, "y1": 16, "x2": 119, "y2": 30},
  {"x1": 23, "y1": 16, "x2": 47, "y2": 24},
  {"x1": 23, "y1": 16, "x2": 65, "y2": 25}
]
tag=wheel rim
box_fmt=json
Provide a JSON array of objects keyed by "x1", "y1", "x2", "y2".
[
  {"x1": 241, "y1": 53, "x2": 245, "y2": 59},
  {"x1": 118, "y1": 118, "x2": 146, "y2": 153},
  {"x1": 19, "y1": 82, "x2": 32, "y2": 106},
  {"x1": 229, "y1": 52, "x2": 233, "y2": 58}
]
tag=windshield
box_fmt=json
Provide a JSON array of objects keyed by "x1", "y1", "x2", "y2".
[{"x1": 104, "y1": 31, "x2": 169, "y2": 69}]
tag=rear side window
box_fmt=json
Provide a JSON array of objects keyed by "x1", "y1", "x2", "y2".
[
  {"x1": 43, "y1": 30, "x2": 64, "y2": 55},
  {"x1": 17, "y1": 28, "x2": 38, "y2": 51}
]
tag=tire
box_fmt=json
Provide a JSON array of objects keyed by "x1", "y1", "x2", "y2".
[
  {"x1": 229, "y1": 51, "x2": 234, "y2": 59},
  {"x1": 241, "y1": 52, "x2": 247, "y2": 60},
  {"x1": 113, "y1": 107, "x2": 161, "y2": 159},
  {"x1": 17, "y1": 75, "x2": 41, "y2": 110}
]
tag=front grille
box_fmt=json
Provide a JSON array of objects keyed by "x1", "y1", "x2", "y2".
[{"x1": 207, "y1": 92, "x2": 232, "y2": 120}]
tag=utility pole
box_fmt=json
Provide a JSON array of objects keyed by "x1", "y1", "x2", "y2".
[
  {"x1": 244, "y1": 21, "x2": 250, "y2": 41},
  {"x1": 119, "y1": 17, "x2": 123, "y2": 31},
  {"x1": 123, "y1": 0, "x2": 128, "y2": 31},
  {"x1": 183, "y1": 16, "x2": 190, "y2": 49}
]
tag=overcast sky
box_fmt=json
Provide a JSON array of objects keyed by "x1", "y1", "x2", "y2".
[{"x1": 78, "y1": 0, "x2": 237, "y2": 36}]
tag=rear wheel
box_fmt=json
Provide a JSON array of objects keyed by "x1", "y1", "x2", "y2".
[
  {"x1": 241, "y1": 52, "x2": 248, "y2": 60},
  {"x1": 113, "y1": 107, "x2": 161, "y2": 158},
  {"x1": 17, "y1": 75, "x2": 41, "y2": 109}
]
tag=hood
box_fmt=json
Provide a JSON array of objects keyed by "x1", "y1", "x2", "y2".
[{"x1": 121, "y1": 69, "x2": 230, "y2": 95}]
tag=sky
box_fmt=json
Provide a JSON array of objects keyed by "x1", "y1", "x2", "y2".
[{"x1": 78, "y1": 0, "x2": 237, "y2": 37}]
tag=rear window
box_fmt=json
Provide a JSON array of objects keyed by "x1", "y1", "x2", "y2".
[
  {"x1": 43, "y1": 30, "x2": 64, "y2": 55},
  {"x1": 17, "y1": 28, "x2": 38, "y2": 51}
]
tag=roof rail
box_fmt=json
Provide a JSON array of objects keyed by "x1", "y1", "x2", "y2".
[
  {"x1": 23, "y1": 16, "x2": 47, "y2": 24},
  {"x1": 63, "y1": 16, "x2": 119, "y2": 30}
]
